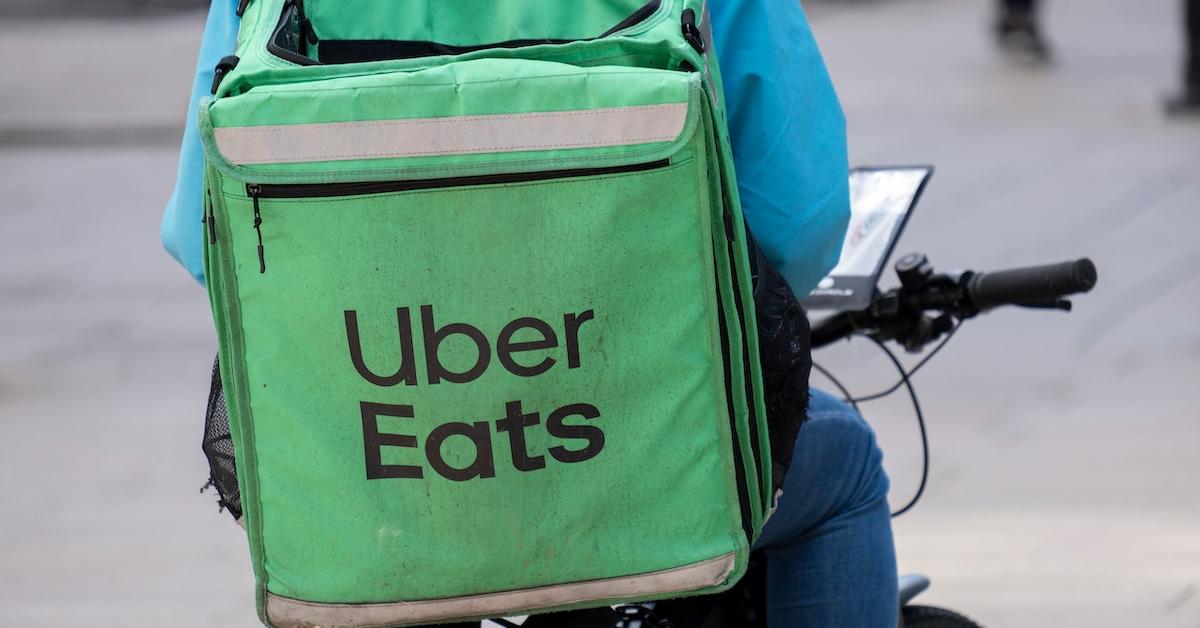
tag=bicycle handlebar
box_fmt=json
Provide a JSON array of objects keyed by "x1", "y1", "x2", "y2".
[
  {"x1": 965, "y1": 258, "x2": 1097, "y2": 310},
  {"x1": 811, "y1": 255, "x2": 1098, "y2": 351}
]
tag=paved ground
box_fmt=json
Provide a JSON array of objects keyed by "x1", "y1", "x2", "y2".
[{"x1": 0, "y1": 1, "x2": 1197, "y2": 627}]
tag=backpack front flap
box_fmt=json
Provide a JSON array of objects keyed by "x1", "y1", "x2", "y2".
[{"x1": 202, "y1": 4, "x2": 769, "y2": 627}]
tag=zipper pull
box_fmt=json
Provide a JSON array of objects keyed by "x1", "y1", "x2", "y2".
[
  {"x1": 205, "y1": 190, "x2": 217, "y2": 245},
  {"x1": 236, "y1": 0, "x2": 250, "y2": 17},
  {"x1": 211, "y1": 55, "x2": 240, "y2": 95},
  {"x1": 681, "y1": 8, "x2": 706, "y2": 54},
  {"x1": 247, "y1": 184, "x2": 266, "y2": 274}
]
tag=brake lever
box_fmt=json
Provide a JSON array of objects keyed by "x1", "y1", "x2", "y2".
[
  {"x1": 895, "y1": 313, "x2": 956, "y2": 353},
  {"x1": 898, "y1": 317, "x2": 935, "y2": 353}
]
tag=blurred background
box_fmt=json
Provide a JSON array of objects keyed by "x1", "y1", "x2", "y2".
[{"x1": 0, "y1": 0, "x2": 1197, "y2": 626}]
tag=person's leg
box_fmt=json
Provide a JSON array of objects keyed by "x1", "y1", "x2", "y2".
[
  {"x1": 754, "y1": 389, "x2": 897, "y2": 628},
  {"x1": 1186, "y1": 0, "x2": 1200, "y2": 89},
  {"x1": 1003, "y1": 0, "x2": 1035, "y2": 13},
  {"x1": 996, "y1": 0, "x2": 1050, "y2": 61},
  {"x1": 1167, "y1": 0, "x2": 1200, "y2": 113}
]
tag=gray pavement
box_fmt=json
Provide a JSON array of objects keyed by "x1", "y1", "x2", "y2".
[{"x1": 1, "y1": 1, "x2": 1198, "y2": 627}]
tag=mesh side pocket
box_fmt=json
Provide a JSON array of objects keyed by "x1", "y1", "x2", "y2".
[
  {"x1": 204, "y1": 355, "x2": 243, "y2": 520},
  {"x1": 748, "y1": 234, "x2": 811, "y2": 495}
]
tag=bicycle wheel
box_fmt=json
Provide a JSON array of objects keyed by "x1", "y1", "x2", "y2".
[{"x1": 901, "y1": 604, "x2": 983, "y2": 628}]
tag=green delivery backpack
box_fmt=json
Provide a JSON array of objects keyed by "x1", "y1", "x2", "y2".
[{"x1": 200, "y1": 1, "x2": 771, "y2": 625}]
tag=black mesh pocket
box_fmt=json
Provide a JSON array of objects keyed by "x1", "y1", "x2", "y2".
[
  {"x1": 748, "y1": 234, "x2": 812, "y2": 495},
  {"x1": 203, "y1": 355, "x2": 243, "y2": 520}
]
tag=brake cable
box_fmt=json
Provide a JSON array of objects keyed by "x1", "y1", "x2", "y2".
[
  {"x1": 812, "y1": 322, "x2": 961, "y2": 518},
  {"x1": 864, "y1": 335, "x2": 931, "y2": 518},
  {"x1": 850, "y1": 323, "x2": 959, "y2": 404}
]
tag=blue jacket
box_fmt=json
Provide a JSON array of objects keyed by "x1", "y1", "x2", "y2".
[{"x1": 162, "y1": 0, "x2": 849, "y2": 296}]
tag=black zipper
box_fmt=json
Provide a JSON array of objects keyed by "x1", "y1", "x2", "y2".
[
  {"x1": 702, "y1": 98, "x2": 764, "y2": 510},
  {"x1": 242, "y1": 159, "x2": 670, "y2": 273},
  {"x1": 273, "y1": 0, "x2": 662, "y2": 65},
  {"x1": 247, "y1": 159, "x2": 669, "y2": 200},
  {"x1": 599, "y1": 0, "x2": 664, "y2": 38},
  {"x1": 721, "y1": 212, "x2": 764, "y2": 506},
  {"x1": 714, "y1": 258, "x2": 754, "y2": 543}
]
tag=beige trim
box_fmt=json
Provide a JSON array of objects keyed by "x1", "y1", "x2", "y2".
[
  {"x1": 213, "y1": 103, "x2": 690, "y2": 165},
  {"x1": 265, "y1": 552, "x2": 736, "y2": 628}
]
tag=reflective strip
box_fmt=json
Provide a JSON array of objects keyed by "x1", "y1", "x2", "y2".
[
  {"x1": 265, "y1": 552, "x2": 735, "y2": 628},
  {"x1": 763, "y1": 488, "x2": 784, "y2": 526},
  {"x1": 213, "y1": 103, "x2": 689, "y2": 165}
]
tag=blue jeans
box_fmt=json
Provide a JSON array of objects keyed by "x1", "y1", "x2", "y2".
[{"x1": 753, "y1": 389, "x2": 898, "y2": 628}]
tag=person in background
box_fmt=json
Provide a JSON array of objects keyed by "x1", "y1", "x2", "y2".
[
  {"x1": 995, "y1": 0, "x2": 1051, "y2": 62},
  {"x1": 1167, "y1": 0, "x2": 1200, "y2": 115}
]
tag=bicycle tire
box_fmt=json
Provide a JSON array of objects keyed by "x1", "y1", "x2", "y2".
[{"x1": 901, "y1": 605, "x2": 983, "y2": 628}]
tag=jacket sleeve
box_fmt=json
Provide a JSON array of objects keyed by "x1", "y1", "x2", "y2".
[
  {"x1": 160, "y1": 0, "x2": 241, "y2": 286},
  {"x1": 709, "y1": 0, "x2": 850, "y2": 297}
]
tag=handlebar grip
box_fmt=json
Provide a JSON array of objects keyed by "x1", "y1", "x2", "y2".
[{"x1": 965, "y1": 258, "x2": 1097, "y2": 309}]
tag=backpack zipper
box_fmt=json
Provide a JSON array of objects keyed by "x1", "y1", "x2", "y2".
[
  {"x1": 272, "y1": 0, "x2": 663, "y2": 65},
  {"x1": 241, "y1": 159, "x2": 670, "y2": 274},
  {"x1": 721, "y1": 212, "x2": 764, "y2": 506},
  {"x1": 599, "y1": 0, "x2": 664, "y2": 38},
  {"x1": 247, "y1": 184, "x2": 266, "y2": 274},
  {"x1": 246, "y1": 159, "x2": 669, "y2": 200},
  {"x1": 714, "y1": 275, "x2": 754, "y2": 543}
]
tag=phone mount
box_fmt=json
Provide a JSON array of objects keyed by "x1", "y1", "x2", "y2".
[{"x1": 802, "y1": 166, "x2": 933, "y2": 312}]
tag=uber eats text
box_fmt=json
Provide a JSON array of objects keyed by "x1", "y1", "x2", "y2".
[{"x1": 345, "y1": 305, "x2": 601, "y2": 481}]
